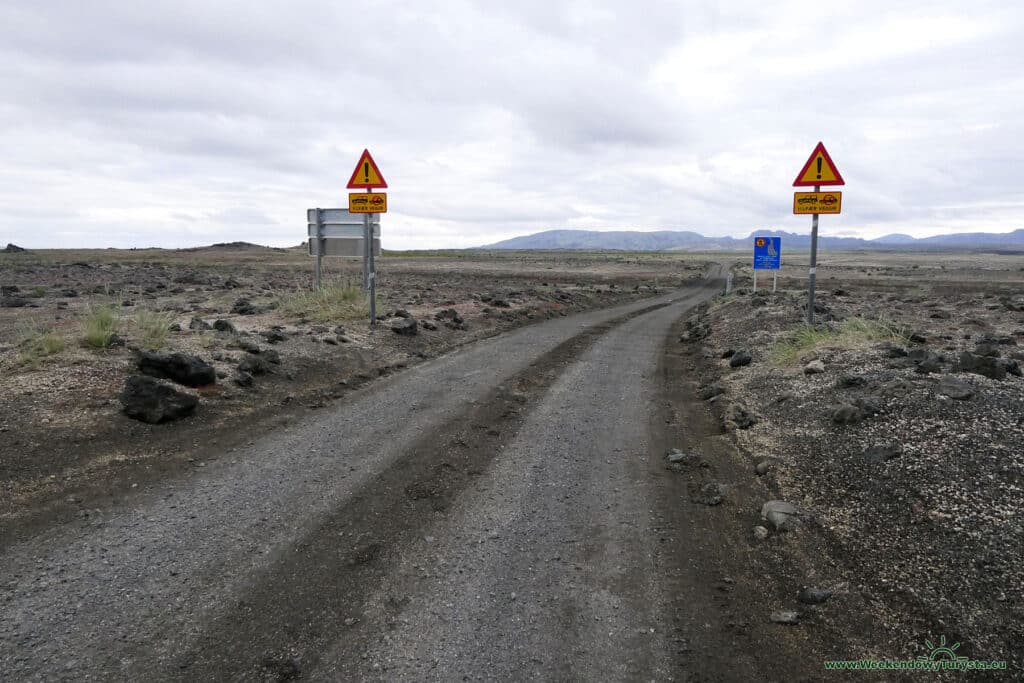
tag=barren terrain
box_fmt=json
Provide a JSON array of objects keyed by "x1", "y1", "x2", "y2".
[
  {"x1": 1, "y1": 246, "x2": 1021, "y2": 680},
  {"x1": 0, "y1": 246, "x2": 706, "y2": 542}
]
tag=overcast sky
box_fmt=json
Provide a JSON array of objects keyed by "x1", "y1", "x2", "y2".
[{"x1": 1, "y1": 1, "x2": 1022, "y2": 249}]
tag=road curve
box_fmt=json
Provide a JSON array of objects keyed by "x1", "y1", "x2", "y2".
[{"x1": 0, "y1": 270, "x2": 722, "y2": 682}]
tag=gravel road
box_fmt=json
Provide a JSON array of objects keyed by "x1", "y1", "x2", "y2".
[{"x1": 0, "y1": 271, "x2": 784, "y2": 682}]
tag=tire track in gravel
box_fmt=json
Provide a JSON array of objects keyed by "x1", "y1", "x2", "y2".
[
  {"x1": 0, "y1": 274, "x2": 720, "y2": 682},
  {"x1": 165, "y1": 287, "x2": 720, "y2": 681}
]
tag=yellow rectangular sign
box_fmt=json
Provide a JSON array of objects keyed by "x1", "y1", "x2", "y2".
[
  {"x1": 793, "y1": 191, "x2": 842, "y2": 215},
  {"x1": 348, "y1": 192, "x2": 387, "y2": 214}
]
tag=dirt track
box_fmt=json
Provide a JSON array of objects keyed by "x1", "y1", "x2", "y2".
[{"x1": 0, "y1": 266, "x2": 861, "y2": 681}]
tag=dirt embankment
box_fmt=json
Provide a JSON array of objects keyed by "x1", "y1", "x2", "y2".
[
  {"x1": 0, "y1": 249, "x2": 709, "y2": 544},
  {"x1": 681, "y1": 278, "x2": 1024, "y2": 672}
]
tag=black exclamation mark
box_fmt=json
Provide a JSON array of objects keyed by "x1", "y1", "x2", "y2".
[
  {"x1": 364, "y1": 162, "x2": 370, "y2": 183},
  {"x1": 816, "y1": 157, "x2": 823, "y2": 180}
]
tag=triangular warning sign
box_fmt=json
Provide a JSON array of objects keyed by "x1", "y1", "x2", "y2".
[
  {"x1": 346, "y1": 149, "x2": 388, "y2": 189},
  {"x1": 793, "y1": 142, "x2": 844, "y2": 187}
]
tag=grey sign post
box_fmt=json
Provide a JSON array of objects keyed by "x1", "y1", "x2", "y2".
[
  {"x1": 314, "y1": 208, "x2": 324, "y2": 290},
  {"x1": 364, "y1": 210, "x2": 377, "y2": 325},
  {"x1": 305, "y1": 209, "x2": 381, "y2": 294},
  {"x1": 807, "y1": 184, "x2": 820, "y2": 323}
]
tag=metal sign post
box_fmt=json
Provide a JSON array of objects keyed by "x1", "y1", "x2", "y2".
[
  {"x1": 314, "y1": 208, "x2": 324, "y2": 290},
  {"x1": 753, "y1": 236, "x2": 781, "y2": 292},
  {"x1": 807, "y1": 187, "x2": 820, "y2": 324},
  {"x1": 793, "y1": 142, "x2": 845, "y2": 325},
  {"x1": 367, "y1": 211, "x2": 377, "y2": 325}
]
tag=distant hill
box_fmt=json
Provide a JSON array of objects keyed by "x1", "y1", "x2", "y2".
[{"x1": 480, "y1": 229, "x2": 1024, "y2": 252}]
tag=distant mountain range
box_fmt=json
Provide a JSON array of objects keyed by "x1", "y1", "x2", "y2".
[{"x1": 479, "y1": 229, "x2": 1024, "y2": 252}]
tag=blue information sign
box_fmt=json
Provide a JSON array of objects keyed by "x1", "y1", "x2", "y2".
[{"x1": 753, "y1": 237, "x2": 781, "y2": 270}]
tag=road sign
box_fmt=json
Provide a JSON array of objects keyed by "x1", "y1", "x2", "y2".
[
  {"x1": 346, "y1": 149, "x2": 388, "y2": 189},
  {"x1": 793, "y1": 142, "x2": 844, "y2": 187},
  {"x1": 793, "y1": 191, "x2": 842, "y2": 215},
  {"x1": 349, "y1": 192, "x2": 387, "y2": 214},
  {"x1": 306, "y1": 208, "x2": 382, "y2": 224},
  {"x1": 753, "y1": 236, "x2": 781, "y2": 270},
  {"x1": 308, "y1": 238, "x2": 381, "y2": 258},
  {"x1": 306, "y1": 222, "x2": 380, "y2": 239}
]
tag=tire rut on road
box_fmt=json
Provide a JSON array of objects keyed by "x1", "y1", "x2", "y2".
[
  {"x1": 0, "y1": 276, "x2": 720, "y2": 682},
  {"x1": 309, "y1": 288, "x2": 722, "y2": 680},
  {"x1": 168, "y1": 292, "x2": 717, "y2": 681}
]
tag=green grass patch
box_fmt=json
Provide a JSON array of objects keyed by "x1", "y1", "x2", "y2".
[
  {"x1": 80, "y1": 304, "x2": 121, "y2": 348},
  {"x1": 771, "y1": 317, "x2": 908, "y2": 366},
  {"x1": 133, "y1": 310, "x2": 176, "y2": 350},
  {"x1": 276, "y1": 284, "x2": 368, "y2": 322},
  {"x1": 17, "y1": 325, "x2": 66, "y2": 366}
]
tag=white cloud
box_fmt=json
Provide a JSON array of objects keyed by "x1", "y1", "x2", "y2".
[{"x1": 0, "y1": 0, "x2": 1022, "y2": 249}]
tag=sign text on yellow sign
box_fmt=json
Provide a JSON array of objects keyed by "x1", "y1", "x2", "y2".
[
  {"x1": 793, "y1": 191, "x2": 842, "y2": 215},
  {"x1": 349, "y1": 192, "x2": 387, "y2": 214}
]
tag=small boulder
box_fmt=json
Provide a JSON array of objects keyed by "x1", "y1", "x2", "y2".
[
  {"x1": 729, "y1": 350, "x2": 752, "y2": 368},
  {"x1": 958, "y1": 352, "x2": 1007, "y2": 380},
  {"x1": 213, "y1": 319, "x2": 236, "y2": 334},
  {"x1": 120, "y1": 376, "x2": 198, "y2": 424},
  {"x1": 138, "y1": 351, "x2": 216, "y2": 387},
  {"x1": 189, "y1": 317, "x2": 212, "y2": 331},
  {"x1": 238, "y1": 355, "x2": 274, "y2": 375},
  {"x1": 692, "y1": 482, "x2": 726, "y2": 506},
  {"x1": 831, "y1": 403, "x2": 864, "y2": 425},
  {"x1": 798, "y1": 587, "x2": 833, "y2": 605},
  {"x1": 754, "y1": 460, "x2": 771, "y2": 476},
  {"x1": 914, "y1": 357, "x2": 942, "y2": 374},
  {"x1": 761, "y1": 500, "x2": 802, "y2": 532},
  {"x1": 233, "y1": 371, "x2": 254, "y2": 387},
  {"x1": 936, "y1": 376, "x2": 975, "y2": 400},
  {"x1": 769, "y1": 611, "x2": 799, "y2": 625},
  {"x1": 231, "y1": 298, "x2": 257, "y2": 315},
  {"x1": 260, "y1": 329, "x2": 287, "y2": 344},
  {"x1": 803, "y1": 360, "x2": 826, "y2": 375},
  {"x1": 698, "y1": 383, "x2": 725, "y2": 400},
  {"x1": 393, "y1": 309, "x2": 411, "y2": 318},
  {"x1": 837, "y1": 374, "x2": 866, "y2": 388},
  {"x1": 391, "y1": 318, "x2": 418, "y2": 336},
  {"x1": 753, "y1": 526, "x2": 770, "y2": 541},
  {"x1": 724, "y1": 403, "x2": 758, "y2": 429}
]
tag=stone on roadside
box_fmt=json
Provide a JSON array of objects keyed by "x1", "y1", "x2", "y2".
[
  {"x1": 138, "y1": 351, "x2": 216, "y2": 387},
  {"x1": 189, "y1": 317, "x2": 212, "y2": 331},
  {"x1": 936, "y1": 376, "x2": 975, "y2": 400},
  {"x1": 213, "y1": 319, "x2": 236, "y2": 334},
  {"x1": 753, "y1": 526, "x2": 770, "y2": 541},
  {"x1": 754, "y1": 460, "x2": 771, "y2": 476},
  {"x1": 769, "y1": 610, "x2": 799, "y2": 625},
  {"x1": 831, "y1": 403, "x2": 864, "y2": 425},
  {"x1": 238, "y1": 355, "x2": 274, "y2": 375},
  {"x1": 231, "y1": 298, "x2": 257, "y2": 315},
  {"x1": 724, "y1": 403, "x2": 758, "y2": 430},
  {"x1": 761, "y1": 500, "x2": 802, "y2": 532},
  {"x1": 233, "y1": 371, "x2": 254, "y2": 388},
  {"x1": 803, "y1": 360, "x2": 826, "y2": 375},
  {"x1": 391, "y1": 318, "x2": 418, "y2": 336},
  {"x1": 120, "y1": 375, "x2": 198, "y2": 424},
  {"x1": 729, "y1": 350, "x2": 752, "y2": 368},
  {"x1": 698, "y1": 383, "x2": 725, "y2": 400},
  {"x1": 692, "y1": 482, "x2": 726, "y2": 506},
  {"x1": 798, "y1": 587, "x2": 833, "y2": 605}
]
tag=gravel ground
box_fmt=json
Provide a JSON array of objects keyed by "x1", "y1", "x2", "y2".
[{"x1": 690, "y1": 280, "x2": 1024, "y2": 672}]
